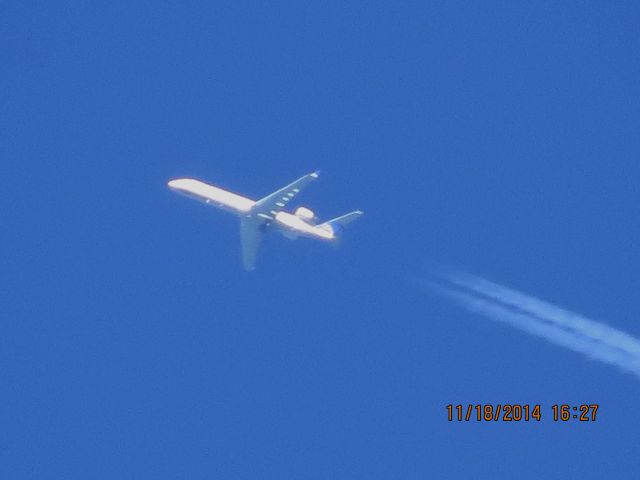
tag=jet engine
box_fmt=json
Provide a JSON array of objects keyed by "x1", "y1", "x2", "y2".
[{"x1": 295, "y1": 206, "x2": 316, "y2": 223}]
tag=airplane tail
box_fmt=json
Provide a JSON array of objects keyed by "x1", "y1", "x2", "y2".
[{"x1": 319, "y1": 210, "x2": 364, "y2": 237}]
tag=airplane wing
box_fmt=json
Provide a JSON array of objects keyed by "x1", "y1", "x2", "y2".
[
  {"x1": 239, "y1": 217, "x2": 264, "y2": 271},
  {"x1": 251, "y1": 171, "x2": 320, "y2": 218}
]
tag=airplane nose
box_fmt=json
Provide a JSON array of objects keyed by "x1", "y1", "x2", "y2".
[{"x1": 167, "y1": 179, "x2": 181, "y2": 189}]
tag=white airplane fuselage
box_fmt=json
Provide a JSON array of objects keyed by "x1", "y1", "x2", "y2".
[
  {"x1": 167, "y1": 178, "x2": 335, "y2": 241},
  {"x1": 168, "y1": 172, "x2": 363, "y2": 270}
]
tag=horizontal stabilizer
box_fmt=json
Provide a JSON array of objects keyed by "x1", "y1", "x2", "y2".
[{"x1": 319, "y1": 210, "x2": 364, "y2": 235}]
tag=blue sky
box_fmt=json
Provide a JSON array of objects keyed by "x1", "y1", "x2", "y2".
[{"x1": 3, "y1": 1, "x2": 640, "y2": 478}]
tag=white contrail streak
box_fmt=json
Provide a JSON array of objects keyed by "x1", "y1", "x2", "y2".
[{"x1": 424, "y1": 269, "x2": 640, "y2": 379}]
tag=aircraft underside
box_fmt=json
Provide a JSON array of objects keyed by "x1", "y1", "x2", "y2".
[{"x1": 168, "y1": 171, "x2": 363, "y2": 270}]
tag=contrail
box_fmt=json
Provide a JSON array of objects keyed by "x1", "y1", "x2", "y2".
[{"x1": 423, "y1": 268, "x2": 640, "y2": 379}]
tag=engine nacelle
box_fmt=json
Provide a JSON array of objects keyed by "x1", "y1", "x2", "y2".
[{"x1": 295, "y1": 206, "x2": 316, "y2": 222}]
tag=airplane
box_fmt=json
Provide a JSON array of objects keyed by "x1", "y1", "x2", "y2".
[{"x1": 167, "y1": 171, "x2": 363, "y2": 270}]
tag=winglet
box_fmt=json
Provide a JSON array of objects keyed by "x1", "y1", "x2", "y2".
[{"x1": 310, "y1": 170, "x2": 320, "y2": 178}]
